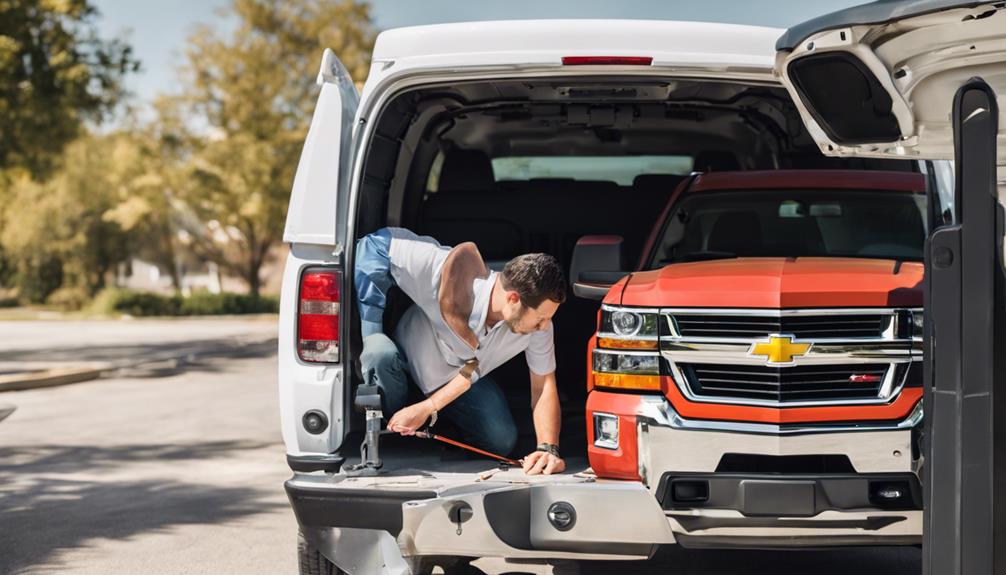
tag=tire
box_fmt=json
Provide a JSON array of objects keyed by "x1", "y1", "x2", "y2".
[{"x1": 298, "y1": 532, "x2": 345, "y2": 575}]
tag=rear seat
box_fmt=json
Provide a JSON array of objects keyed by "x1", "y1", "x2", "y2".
[
  {"x1": 418, "y1": 149, "x2": 685, "y2": 429},
  {"x1": 421, "y1": 149, "x2": 680, "y2": 269}
]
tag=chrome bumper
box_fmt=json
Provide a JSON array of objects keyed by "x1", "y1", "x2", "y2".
[
  {"x1": 634, "y1": 396, "x2": 923, "y2": 547},
  {"x1": 286, "y1": 468, "x2": 675, "y2": 574}
]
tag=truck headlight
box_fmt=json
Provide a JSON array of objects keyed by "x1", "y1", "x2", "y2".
[
  {"x1": 599, "y1": 306, "x2": 659, "y2": 349},
  {"x1": 592, "y1": 349, "x2": 662, "y2": 391},
  {"x1": 593, "y1": 350, "x2": 660, "y2": 374},
  {"x1": 593, "y1": 413, "x2": 619, "y2": 449}
]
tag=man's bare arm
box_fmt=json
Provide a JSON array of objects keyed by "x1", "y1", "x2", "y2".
[
  {"x1": 523, "y1": 370, "x2": 565, "y2": 475},
  {"x1": 387, "y1": 372, "x2": 471, "y2": 434},
  {"x1": 530, "y1": 370, "x2": 561, "y2": 444}
]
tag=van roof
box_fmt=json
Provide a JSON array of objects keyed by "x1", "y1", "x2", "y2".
[{"x1": 371, "y1": 20, "x2": 783, "y2": 71}]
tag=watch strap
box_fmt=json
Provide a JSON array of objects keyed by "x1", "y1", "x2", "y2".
[{"x1": 535, "y1": 442, "x2": 560, "y2": 458}]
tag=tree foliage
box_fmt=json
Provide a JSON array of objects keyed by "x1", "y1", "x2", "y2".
[
  {"x1": 2, "y1": 134, "x2": 131, "y2": 301},
  {"x1": 0, "y1": 0, "x2": 377, "y2": 302},
  {"x1": 0, "y1": 0, "x2": 139, "y2": 176},
  {"x1": 178, "y1": 0, "x2": 376, "y2": 295}
]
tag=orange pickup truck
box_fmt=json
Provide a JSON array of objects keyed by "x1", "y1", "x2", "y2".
[{"x1": 575, "y1": 169, "x2": 925, "y2": 547}]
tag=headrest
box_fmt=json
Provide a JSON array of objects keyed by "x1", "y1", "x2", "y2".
[
  {"x1": 438, "y1": 148, "x2": 496, "y2": 193},
  {"x1": 632, "y1": 174, "x2": 687, "y2": 191},
  {"x1": 693, "y1": 151, "x2": 741, "y2": 172}
]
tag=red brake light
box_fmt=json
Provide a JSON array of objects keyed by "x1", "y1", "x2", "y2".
[
  {"x1": 298, "y1": 269, "x2": 341, "y2": 363},
  {"x1": 562, "y1": 56, "x2": 653, "y2": 66}
]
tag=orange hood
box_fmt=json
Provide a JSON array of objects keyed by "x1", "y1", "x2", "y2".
[{"x1": 616, "y1": 257, "x2": 923, "y2": 308}]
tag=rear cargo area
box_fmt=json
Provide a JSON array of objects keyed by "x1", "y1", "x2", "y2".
[{"x1": 343, "y1": 75, "x2": 919, "y2": 469}]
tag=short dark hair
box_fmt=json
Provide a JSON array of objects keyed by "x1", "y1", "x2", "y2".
[{"x1": 500, "y1": 253, "x2": 567, "y2": 308}]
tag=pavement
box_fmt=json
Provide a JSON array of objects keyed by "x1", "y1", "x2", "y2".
[{"x1": 0, "y1": 318, "x2": 922, "y2": 574}]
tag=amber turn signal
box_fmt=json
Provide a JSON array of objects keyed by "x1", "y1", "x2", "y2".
[
  {"x1": 597, "y1": 337, "x2": 659, "y2": 350},
  {"x1": 593, "y1": 372, "x2": 662, "y2": 391}
]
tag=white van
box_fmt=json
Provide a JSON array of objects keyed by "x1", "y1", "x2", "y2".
[{"x1": 278, "y1": 4, "x2": 1005, "y2": 574}]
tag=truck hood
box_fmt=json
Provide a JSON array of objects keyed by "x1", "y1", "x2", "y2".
[{"x1": 619, "y1": 257, "x2": 923, "y2": 308}]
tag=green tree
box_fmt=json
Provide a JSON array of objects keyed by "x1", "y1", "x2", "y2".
[
  {"x1": 1, "y1": 134, "x2": 132, "y2": 302},
  {"x1": 178, "y1": 0, "x2": 375, "y2": 296},
  {"x1": 0, "y1": 0, "x2": 139, "y2": 176},
  {"x1": 103, "y1": 97, "x2": 195, "y2": 291},
  {"x1": 0, "y1": 0, "x2": 138, "y2": 298}
]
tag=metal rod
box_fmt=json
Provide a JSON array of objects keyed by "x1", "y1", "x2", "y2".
[{"x1": 415, "y1": 430, "x2": 521, "y2": 466}]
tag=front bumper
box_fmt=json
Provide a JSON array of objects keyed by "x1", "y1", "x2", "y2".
[{"x1": 590, "y1": 391, "x2": 924, "y2": 548}]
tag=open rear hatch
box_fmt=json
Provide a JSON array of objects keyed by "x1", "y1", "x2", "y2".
[{"x1": 775, "y1": 0, "x2": 1006, "y2": 164}]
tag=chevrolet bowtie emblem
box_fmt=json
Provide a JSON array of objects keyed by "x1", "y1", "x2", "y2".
[{"x1": 749, "y1": 335, "x2": 812, "y2": 365}]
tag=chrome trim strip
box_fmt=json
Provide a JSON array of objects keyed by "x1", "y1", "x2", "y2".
[
  {"x1": 660, "y1": 341, "x2": 914, "y2": 362},
  {"x1": 601, "y1": 304, "x2": 662, "y2": 314},
  {"x1": 660, "y1": 307, "x2": 909, "y2": 316},
  {"x1": 636, "y1": 394, "x2": 924, "y2": 436},
  {"x1": 594, "y1": 348, "x2": 661, "y2": 358}
]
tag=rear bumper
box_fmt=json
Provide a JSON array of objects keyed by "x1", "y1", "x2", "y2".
[{"x1": 285, "y1": 469, "x2": 675, "y2": 570}]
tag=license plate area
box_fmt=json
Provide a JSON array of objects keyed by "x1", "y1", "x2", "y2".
[{"x1": 741, "y1": 480, "x2": 816, "y2": 517}]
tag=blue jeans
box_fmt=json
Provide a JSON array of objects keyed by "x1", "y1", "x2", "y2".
[{"x1": 359, "y1": 333, "x2": 518, "y2": 456}]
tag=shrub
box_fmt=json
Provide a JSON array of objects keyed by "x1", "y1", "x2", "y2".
[
  {"x1": 179, "y1": 292, "x2": 278, "y2": 315},
  {"x1": 89, "y1": 288, "x2": 277, "y2": 316},
  {"x1": 46, "y1": 286, "x2": 91, "y2": 311}
]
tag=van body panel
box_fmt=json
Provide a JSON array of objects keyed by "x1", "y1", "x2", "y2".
[{"x1": 284, "y1": 49, "x2": 360, "y2": 246}]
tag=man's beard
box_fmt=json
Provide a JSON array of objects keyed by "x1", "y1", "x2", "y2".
[{"x1": 505, "y1": 306, "x2": 527, "y2": 334}]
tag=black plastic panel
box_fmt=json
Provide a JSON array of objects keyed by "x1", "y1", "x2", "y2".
[
  {"x1": 657, "y1": 472, "x2": 923, "y2": 515},
  {"x1": 787, "y1": 52, "x2": 901, "y2": 145},
  {"x1": 924, "y1": 78, "x2": 1003, "y2": 575}
]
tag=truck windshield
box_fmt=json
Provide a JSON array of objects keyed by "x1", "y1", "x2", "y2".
[{"x1": 648, "y1": 189, "x2": 928, "y2": 267}]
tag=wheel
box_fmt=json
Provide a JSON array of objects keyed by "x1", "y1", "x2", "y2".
[{"x1": 298, "y1": 532, "x2": 346, "y2": 575}]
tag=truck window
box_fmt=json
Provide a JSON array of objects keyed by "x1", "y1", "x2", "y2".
[
  {"x1": 649, "y1": 189, "x2": 928, "y2": 267},
  {"x1": 491, "y1": 155, "x2": 693, "y2": 186}
]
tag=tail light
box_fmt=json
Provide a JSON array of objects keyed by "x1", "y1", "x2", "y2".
[{"x1": 298, "y1": 268, "x2": 341, "y2": 363}]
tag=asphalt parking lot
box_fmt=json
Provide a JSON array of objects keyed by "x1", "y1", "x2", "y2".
[{"x1": 0, "y1": 319, "x2": 922, "y2": 574}]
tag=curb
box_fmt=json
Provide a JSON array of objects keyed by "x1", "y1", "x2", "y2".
[
  {"x1": 0, "y1": 335, "x2": 277, "y2": 393},
  {"x1": 0, "y1": 363, "x2": 110, "y2": 392}
]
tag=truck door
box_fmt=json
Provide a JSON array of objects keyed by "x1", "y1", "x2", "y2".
[
  {"x1": 279, "y1": 49, "x2": 360, "y2": 466},
  {"x1": 284, "y1": 48, "x2": 360, "y2": 247},
  {"x1": 774, "y1": 3, "x2": 1006, "y2": 573}
]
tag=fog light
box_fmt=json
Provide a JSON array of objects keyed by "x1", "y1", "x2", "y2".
[
  {"x1": 877, "y1": 487, "x2": 903, "y2": 500},
  {"x1": 869, "y1": 480, "x2": 911, "y2": 508},
  {"x1": 593, "y1": 413, "x2": 619, "y2": 449},
  {"x1": 302, "y1": 410, "x2": 329, "y2": 435},
  {"x1": 672, "y1": 480, "x2": 709, "y2": 503},
  {"x1": 547, "y1": 501, "x2": 576, "y2": 531}
]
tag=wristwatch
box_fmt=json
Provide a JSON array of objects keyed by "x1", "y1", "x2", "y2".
[{"x1": 536, "y1": 442, "x2": 560, "y2": 458}]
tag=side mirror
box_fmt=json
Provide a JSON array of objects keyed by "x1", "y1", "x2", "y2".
[{"x1": 569, "y1": 235, "x2": 628, "y2": 300}]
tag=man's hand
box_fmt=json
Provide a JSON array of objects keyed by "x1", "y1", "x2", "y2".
[
  {"x1": 387, "y1": 400, "x2": 434, "y2": 435},
  {"x1": 522, "y1": 450, "x2": 565, "y2": 475}
]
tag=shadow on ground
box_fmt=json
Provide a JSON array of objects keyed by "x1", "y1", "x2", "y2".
[
  {"x1": 0, "y1": 337, "x2": 277, "y2": 365},
  {"x1": 0, "y1": 439, "x2": 285, "y2": 574}
]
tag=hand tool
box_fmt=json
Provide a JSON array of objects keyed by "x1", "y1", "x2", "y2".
[{"x1": 415, "y1": 429, "x2": 522, "y2": 467}]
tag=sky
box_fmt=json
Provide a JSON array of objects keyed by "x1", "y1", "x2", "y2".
[{"x1": 92, "y1": 0, "x2": 866, "y2": 108}]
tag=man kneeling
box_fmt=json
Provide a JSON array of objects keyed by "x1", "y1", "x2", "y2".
[{"x1": 355, "y1": 227, "x2": 566, "y2": 475}]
